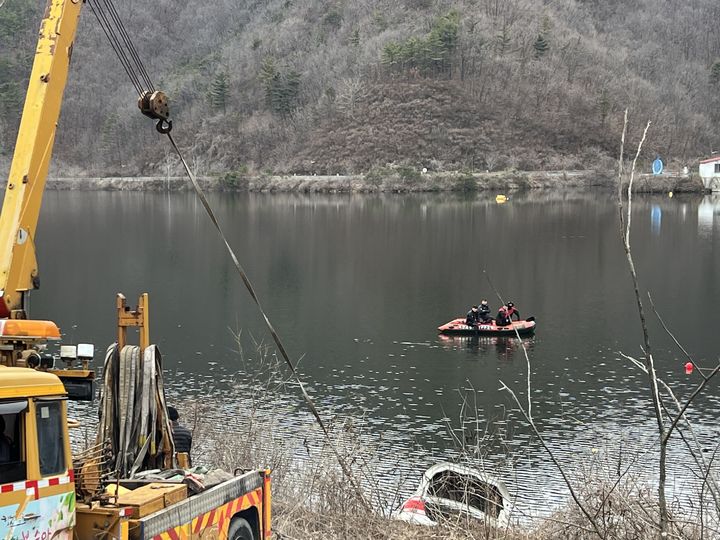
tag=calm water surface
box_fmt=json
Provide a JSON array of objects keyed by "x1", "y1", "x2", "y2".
[{"x1": 33, "y1": 190, "x2": 720, "y2": 522}]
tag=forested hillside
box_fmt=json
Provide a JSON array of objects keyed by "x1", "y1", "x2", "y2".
[{"x1": 2, "y1": 0, "x2": 720, "y2": 176}]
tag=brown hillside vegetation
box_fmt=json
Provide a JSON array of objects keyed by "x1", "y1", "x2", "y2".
[
  {"x1": 287, "y1": 79, "x2": 618, "y2": 174},
  {"x1": 1, "y1": 0, "x2": 719, "y2": 176}
]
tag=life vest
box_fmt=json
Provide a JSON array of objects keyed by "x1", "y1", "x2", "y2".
[
  {"x1": 494, "y1": 308, "x2": 510, "y2": 326},
  {"x1": 507, "y1": 306, "x2": 517, "y2": 318}
]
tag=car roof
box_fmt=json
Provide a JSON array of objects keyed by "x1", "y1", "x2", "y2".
[{"x1": 419, "y1": 462, "x2": 511, "y2": 499}]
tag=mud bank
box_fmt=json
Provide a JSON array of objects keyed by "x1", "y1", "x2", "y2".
[{"x1": 32, "y1": 170, "x2": 705, "y2": 193}]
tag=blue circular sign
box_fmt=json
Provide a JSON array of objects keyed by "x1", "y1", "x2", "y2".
[{"x1": 652, "y1": 158, "x2": 664, "y2": 175}]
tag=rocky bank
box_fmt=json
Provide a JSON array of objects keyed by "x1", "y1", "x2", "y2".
[{"x1": 19, "y1": 170, "x2": 705, "y2": 193}]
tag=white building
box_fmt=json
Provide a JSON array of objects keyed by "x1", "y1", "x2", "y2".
[{"x1": 699, "y1": 156, "x2": 720, "y2": 191}]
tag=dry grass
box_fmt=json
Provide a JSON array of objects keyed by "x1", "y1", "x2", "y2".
[
  {"x1": 271, "y1": 503, "x2": 507, "y2": 540},
  {"x1": 176, "y1": 396, "x2": 713, "y2": 540}
]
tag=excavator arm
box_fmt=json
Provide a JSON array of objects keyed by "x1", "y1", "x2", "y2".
[{"x1": 0, "y1": 0, "x2": 83, "y2": 318}]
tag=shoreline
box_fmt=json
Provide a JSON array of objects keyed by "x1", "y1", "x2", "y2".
[{"x1": 19, "y1": 169, "x2": 705, "y2": 193}]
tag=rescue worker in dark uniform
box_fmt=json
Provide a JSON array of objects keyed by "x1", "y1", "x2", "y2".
[
  {"x1": 478, "y1": 299, "x2": 493, "y2": 323},
  {"x1": 168, "y1": 406, "x2": 193, "y2": 466},
  {"x1": 506, "y1": 302, "x2": 521, "y2": 321},
  {"x1": 0, "y1": 417, "x2": 11, "y2": 462},
  {"x1": 496, "y1": 305, "x2": 511, "y2": 327},
  {"x1": 465, "y1": 306, "x2": 480, "y2": 327}
]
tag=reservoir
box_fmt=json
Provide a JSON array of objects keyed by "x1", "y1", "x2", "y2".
[{"x1": 38, "y1": 189, "x2": 720, "y2": 521}]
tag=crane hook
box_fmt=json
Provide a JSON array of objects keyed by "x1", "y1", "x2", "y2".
[
  {"x1": 138, "y1": 91, "x2": 172, "y2": 134},
  {"x1": 156, "y1": 119, "x2": 173, "y2": 134}
]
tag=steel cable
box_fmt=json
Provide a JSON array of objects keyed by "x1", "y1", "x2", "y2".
[
  {"x1": 100, "y1": 0, "x2": 155, "y2": 92},
  {"x1": 165, "y1": 132, "x2": 371, "y2": 511},
  {"x1": 88, "y1": 0, "x2": 371, "y2": 509},
  {"x1": 87, "y1": 0, "x2": 143, "y2": 96},
  {"x1": 88, "y1": 0, "x2": 155, "y2": 96}
]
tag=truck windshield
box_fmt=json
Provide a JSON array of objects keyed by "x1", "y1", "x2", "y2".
[
  {"x1": 0, "y1": 401, "x2": 28, "y2": 484},
  {"x1": 36, "y1": 400, "x2": 66, "y2": 476}
]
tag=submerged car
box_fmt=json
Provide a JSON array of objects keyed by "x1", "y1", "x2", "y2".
[{"x1": 394, "y1": 463, "x2": 511, "y2": 528}]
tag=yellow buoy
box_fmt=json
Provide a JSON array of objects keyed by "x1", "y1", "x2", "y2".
[
  {"x1": 495, "y1": 194, "x2": 507, "y2": 204},
  {"x1": 668, "y1": 191, "x2": 673, "y2": 198}
]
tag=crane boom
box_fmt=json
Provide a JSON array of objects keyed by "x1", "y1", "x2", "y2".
[{"x1": 0, "y1": 0, "x2": 83, "y2": 318}]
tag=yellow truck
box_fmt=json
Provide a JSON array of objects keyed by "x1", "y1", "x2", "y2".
[
  {"x1": 0, "y1": 352, "x2": 272, "y2": 539},
  {"x1": 0, "y1": 1, "x2": 272, "y2": 538}
]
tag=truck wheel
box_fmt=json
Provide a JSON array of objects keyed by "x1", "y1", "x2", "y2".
[{"x1": 228, "y1": 517, "x2": 254, "y2": 540}]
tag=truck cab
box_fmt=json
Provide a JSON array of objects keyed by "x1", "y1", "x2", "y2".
[
  {"x1": 0, "y1": 367, "x2": 77, "y2": 539},
  {"x1": 0, "y1": 345, "x2": 272, "y2": 540}
]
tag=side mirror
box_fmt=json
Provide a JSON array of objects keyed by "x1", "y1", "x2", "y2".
[{"x1": 59, "y1": 374, "x2": 95, "y2": 401}]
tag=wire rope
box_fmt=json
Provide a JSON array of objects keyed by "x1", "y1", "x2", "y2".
[
  {"x1": 87, "y1": 0, "x2": 371, "y2": 510},
  {"x1": 165, "y1": 132, "x2": 371, "y2": 510},
  {"x1": 100, "y1": 0, "x2": 155, "y2": 91},
  {"x1": 87, "y1": 0, "x2": 143, "y2": 95},
  {"x1": 88, "y1": 0, "x2": 156, "y2": 96}
]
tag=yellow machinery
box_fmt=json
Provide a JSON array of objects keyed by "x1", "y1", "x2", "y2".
[
  {"x1": 0, "y1": 0, "x2": 82, "y2": 320},
  {"x1": 0, "y1": 321, "x2": 272, "y2": 540},
  {"x1": 0, "y1": 1, "x2": 271, "y2": 539},
  {"x1": 0, "y1": 0, "x2": 92, "y2": 397}
]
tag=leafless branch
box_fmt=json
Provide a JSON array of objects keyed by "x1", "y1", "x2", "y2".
[
  {"x1": 663, "y1": 365, "x2": 720, "y2": 445},
  {"x1": 648, "y1": 292, "x2": 714, "y2": 380},
  {"x1": 499, "y1": 381, "x2": 604, "y2": 538},
  {"x1": 615, "y1": 111, "x2": 669, "y2": 531},
  {"x1": 620, "y1": 351, "x2": 720, "y2": 516}
]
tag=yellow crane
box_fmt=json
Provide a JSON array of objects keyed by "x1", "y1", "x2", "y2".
[
  {"x1": 0, "y1": 2, "x2": 271, "y2": 539},
  {"x1": 0, "y1": 0, "x2": 81, "y2": 320}
]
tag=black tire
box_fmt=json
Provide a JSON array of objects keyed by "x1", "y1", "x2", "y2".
[{"x1": 228, "y1": 517, "x2": 255, "y2": 540}]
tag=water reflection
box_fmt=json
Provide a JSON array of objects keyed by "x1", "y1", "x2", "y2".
[
  {"x1": 437, "y1": 334, "x2": 536, "y2": 360},
  {"x1": 35, "y1": 189, "x2": 720, "y2": 524},
  {"x1": 651, "y1": 205, "x2": 662, "y2": 235},
  {"x1": 698, "y1": 194, "x2": 720, "y2": 238}
]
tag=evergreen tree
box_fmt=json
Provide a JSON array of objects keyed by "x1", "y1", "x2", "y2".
[
  {"x1": 208, "y1": 72, "x2": 229, "y2": 113},
  {"x1": 259, "y1": 57, "x2": 300, "y2": 117},
  {"x1": 533, "y1": 34, "x2": 549, "y2": 58},
  {"x1": 710, "y1": 60, "x2": 720, "y2": 84},
  {"x1": 381, "y1": 11, "x2": 459, "y2": 76},
  {"x1": 260, "y1": 57, "x2": 278, "y2": 107},
  {"x1": 425, "y1": 32, "x2": 446, "y2": 73},
  {"x1": 277, "y1": 70, "x2": 300, "y2": 116},
  {"x1": 350, "y1": 29, "x2": 360, "y2": 48},
  {"x1": 323, "y1": 7, "x2": 343, "y2": 31},
  {"x1": 431, "y1": 11, "x2": 459, "y2": 54},
  {"x1": 260, "y1": 57, "x2": 276, "y2": 84},
  {"x1": 495, "y1": 25, "x2": 511, "y2": 56},
  {"x1": 597, "y1": 89, "x2": 611, "y2": 126},
  {"x1": 382, "y1": 42, "x2": 402, "y2": 69},
  {"x1": 427, "y1": 11, "x2": 459, "y2": 75},
  {"x1": 534, "y1": 15, "x2": 551, "y2": 59},
  {"x1": 402, "y1": 37, "x2": 423, "y2": 70}
]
